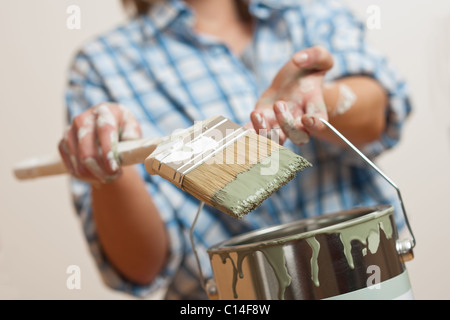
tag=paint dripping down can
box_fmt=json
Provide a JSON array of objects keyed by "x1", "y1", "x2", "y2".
[{"x1": 206, "y1": 205, "x2": 414, "y2": 300}]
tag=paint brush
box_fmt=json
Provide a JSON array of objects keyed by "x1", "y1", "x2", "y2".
[{"x1": 13, "y1": 116, "x2": 311, "y2": 218}]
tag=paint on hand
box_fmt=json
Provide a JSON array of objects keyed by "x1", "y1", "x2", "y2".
[
  {"x1": 277, "y1": 101, "x2": 310, "y2": 145},
  {"x1": 260, "y1": 109, "x2": 276, "y2": 123},
  {"x1": 107, "y1": 131, "x2": 120, "y2": 172},
  {"x1": 255, "y1": 113, "x2": 267, "y2": 130},
  {"x1": 119, "y1": 104, "x2": 141, "y2": 140},
  {"x1": 306, "y1": 101, "x2": 327, "y2": 115},
  {"x1": 121, "y1": 121, "x2": 141, "y2": 141},
  {"x1": 69, "y1": 154, "x2": 79, "y2": 175},
  {"x1": 95, "y1": 104, "x2": 117, "y2": 128},
  {"x1": 77, "y1": 114, "x2": 95, "y2": 141},
  {"x1": 300, "y1": 78, "x2": 315, "y2": 94},
  {"x1": 83, "y1": 157, "x2": 106, "y2": 180},
  {"x1": 335, "y1": 84, "x2": 357, "y2": 116}
]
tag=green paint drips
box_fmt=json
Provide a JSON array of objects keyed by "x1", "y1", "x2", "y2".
[
  {"x1": 338, "y1": 214, "x2": 393, "y2": 269},
  {"x1": 218, "y1": 252, "x2": 240, "y2": 299},
  {"x1": 259, "y1": 246, "x2": 292, "y2": 300},
  {"x1": 213, "y1": 243, "x2": 292, "y2": 300},
  {"x1": 209, "y1": 206, "x2": 396, "y2": 299},
  {"x1": 306, "y1": 237, "x2": 321, "y2": 287},
  {"x1": 306, "y1": 212, "x2": 394, "y2": 285}
]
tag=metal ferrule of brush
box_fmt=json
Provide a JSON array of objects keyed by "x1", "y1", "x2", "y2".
[{"x1": 146, "y1": 116, "x2": 249, "y2": 189}]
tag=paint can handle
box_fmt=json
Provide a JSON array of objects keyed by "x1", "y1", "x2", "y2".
[
  {"x1": 189, "y1": 202, "x2": 219, "y2": 299},
  {"x1": 319, "y1": 118, "x2": 416, "y2": 260}
]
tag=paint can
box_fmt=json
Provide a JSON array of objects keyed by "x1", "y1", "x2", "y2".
[
  {"x1": 190, "y1": 120, "x2": 415, "y2": 300},
  {"x1": 206, "y1": 205, "x2": 413, "y2": 300}
]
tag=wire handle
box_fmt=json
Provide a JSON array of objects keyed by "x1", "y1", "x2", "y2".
[
  {"x1": 319, "y1": 118, "x2": 416, "y2": 258},
  {"x1": 189, "y1": 202, "x2": 206, "y2": 290}
]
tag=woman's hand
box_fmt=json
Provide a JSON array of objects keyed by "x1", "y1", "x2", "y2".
[
  {"x1": 251, "y1": 46, "x2": 334, "y2": 145},
  {"x1": 58, "y1": 103, "x2": 142, "y2": 184}
]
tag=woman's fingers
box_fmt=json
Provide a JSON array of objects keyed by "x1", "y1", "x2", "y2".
[
  {"x1": 302, "y1": 94, "x2": 328, "y2": 132},
  {"x1": 272, "y1": 97, "x2": 328, "y2": 147},
  {"x1": 75, "y1": 112, "x2": 109, "y2": 181},
  {"x1": 250, "y1": 110, "x2": 287, "y2": 145},
  {"x1": 292, "y1": 46, "x2": 334, "y2": 72},
  {"x1": 273, "y1": 101, "x2": 310, "y2": 146},
  {"x1": 58, "y1": 103, "x2": 142, "y2": 184},
  {"x1": 58, "y1": 127, "x2": 78, "y2": 176},
  {"x1": 250, "y1": 111, "x2": 268, "y2": 131},
  {"x1": 119, "y1": 105, "x2": 142, "y2": 141},
  {"x1": 94, "y1": 104, "x2": 121, "y2": 177}
]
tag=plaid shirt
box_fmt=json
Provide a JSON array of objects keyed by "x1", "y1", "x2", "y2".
[{"x1": 66, "y1": 0, "x2": 411, "y2": 299}]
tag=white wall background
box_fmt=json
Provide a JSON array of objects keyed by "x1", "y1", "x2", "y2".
[{"x1": 0, "y1": 0, "x2": 449, "y2": 300}]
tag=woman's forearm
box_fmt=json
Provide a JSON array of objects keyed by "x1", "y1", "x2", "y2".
[
  {"x1": 321, "y1": 76, "x2": 388, "y2": 147},
  {"x1": 91, "y1": 166, "x2": 169, "y2": 286}
]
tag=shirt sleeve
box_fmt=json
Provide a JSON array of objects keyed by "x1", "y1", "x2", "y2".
[
  {"x1": 303, "y1": 0, "x2": 412, "y2": 161},
  {"x1": 65, "y1": 50, "x2": 184, "y2": 298}
]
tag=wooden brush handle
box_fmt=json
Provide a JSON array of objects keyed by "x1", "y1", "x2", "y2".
[
  {"x1": 13, "y1": 137, "x2": 162, "y2": 180},
  {"x1": 13, "y1": 116, "x2": 222, "y2": 181}
]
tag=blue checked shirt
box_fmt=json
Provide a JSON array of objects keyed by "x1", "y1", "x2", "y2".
[{"x1": 66, "y1": 0, "x2": 411, "y2": 299}]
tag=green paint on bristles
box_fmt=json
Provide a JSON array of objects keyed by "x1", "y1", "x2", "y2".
[{"x1": 211, "y1": 148, "x2": 311, "y2": 219}]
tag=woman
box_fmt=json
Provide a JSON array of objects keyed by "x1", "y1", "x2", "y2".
[{"x1": 60, "y1": 0, "x2": 411, "y2": 299}]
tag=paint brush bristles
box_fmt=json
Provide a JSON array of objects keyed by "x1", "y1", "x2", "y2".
[
  {"x1": 183, "y1": 131, "x2": 311, "y2": 218},
  {"x1": 145, "y1": 116, "x2": 311, "y2": 219}
]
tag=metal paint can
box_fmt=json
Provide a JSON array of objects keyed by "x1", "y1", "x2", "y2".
[{"x1": 206, "y1": 205, "x2": 414, "y2": 300}]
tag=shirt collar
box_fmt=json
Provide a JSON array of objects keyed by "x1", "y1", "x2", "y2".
[
  {"x1": 142, "y1": 0, "x2": 194, "y2": 39},
  {"x1": 248, "y1": 0, "x2": 299, "y2": 19},
  {"x1": 141, "y1": 0, "x2": 297, "y2": 39}
]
